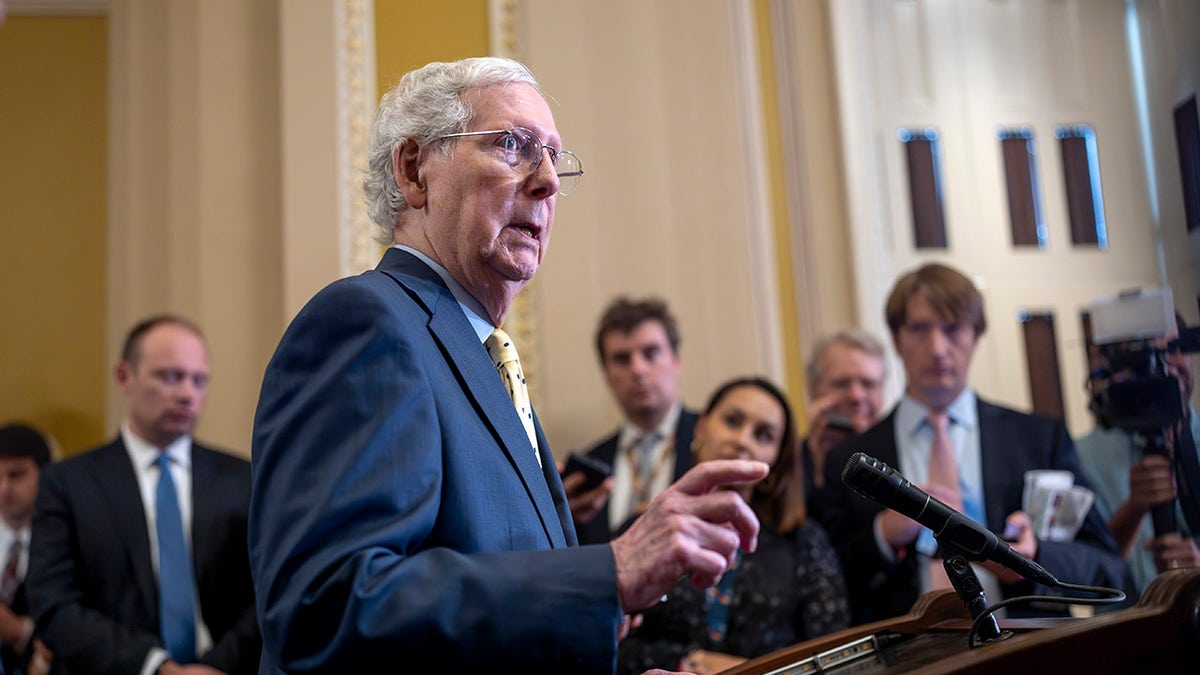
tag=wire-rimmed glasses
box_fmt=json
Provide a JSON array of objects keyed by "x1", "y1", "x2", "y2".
[{"x1": 432, "y1": 127, "x2": 584, "y2": 195}]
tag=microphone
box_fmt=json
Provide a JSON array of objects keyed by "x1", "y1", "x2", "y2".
[{"x1": 841, "y1": 452, "x2": 1059, "y2": 587}]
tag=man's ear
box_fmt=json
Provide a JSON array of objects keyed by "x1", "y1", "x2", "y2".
[
  {"x1": 394, "y1": 138, "x2": 426, "y2": 210},
  {"x1": 114, "y1": 361, "x2": 130, "y2": 387}
]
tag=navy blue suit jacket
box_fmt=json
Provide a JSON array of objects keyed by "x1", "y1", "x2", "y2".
[
  {"x1": 574, "y1": 410, "x2": 698, "y2": 545},
  {"x1": 28, "y1": 438, "x2": 259, "y2": 675},
  {"x1": 250, "y1": 249, "x2": 622, "y2": 673},
  {"x1": 811, "y1": 398, "x2": 1129, "y2": 625}
]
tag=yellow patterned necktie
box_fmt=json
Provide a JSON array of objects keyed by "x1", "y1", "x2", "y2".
[{"x1": 485, "y1": 328, "x2": 541, "y2": 467}]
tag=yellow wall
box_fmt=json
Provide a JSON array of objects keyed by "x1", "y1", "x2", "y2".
[
  {"x1": 374, "y1": 0, "x2": 490, "y2": 97},
  {"x1": 0, "y1": 17, "x2": 108, "y2": 455}
]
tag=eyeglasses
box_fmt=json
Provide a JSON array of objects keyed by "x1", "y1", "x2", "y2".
[{"x1": 432, "y1": 127, "x2": 584, "y2": 195}]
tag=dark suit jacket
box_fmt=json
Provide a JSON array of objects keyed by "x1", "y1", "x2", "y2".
[
  {"x1": 811, "y1": 398, "x2": 1129, "y2": 625},
  {"x1": 27, "y1": 438, "x2": 260, "y2": 675},
  {"x1": 1, "y1": 581, "x2": 32, "y2": 675},
  {"x1": 249, "y1": 248, "x2": 621, "y2": 673},
  {"x1": 574, "y1": 410, "x2": 698, "y2": 545}
]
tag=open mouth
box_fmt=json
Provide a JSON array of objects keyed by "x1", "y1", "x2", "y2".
[{"x1": 512, "y1": 222, "x2": 541, "y2": 239}]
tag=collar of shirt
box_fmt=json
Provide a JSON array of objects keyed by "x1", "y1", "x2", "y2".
[
  {"x1": 896, "y1": 388, "x2": 978, "y2": 439},
  {"x1": 0, "y1": 522, "x2": 29, "y2": 557},
  {"x1": 617, "y1": 401, "x2": 683, "y2": 453},
  {"x1": 395, "y1": 245, "x2": 495, "y2": 343},
  {"x1": 894, "y1": 388, "x2": 979, "y2": 488},
  {"x1": 121, "y1": 422, "x2": 192, "y2": 472}
]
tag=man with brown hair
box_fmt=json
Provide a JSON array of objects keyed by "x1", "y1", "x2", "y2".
[
  {"x1": 567, "y1": 296, "x2": 699, "y2": 545},
  {"x1": 811, "y1": 263, "x2": 1127, "y2": 625}
]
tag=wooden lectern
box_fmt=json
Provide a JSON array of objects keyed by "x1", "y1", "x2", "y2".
[{"x1": 720, "y1": 568, "x2": 1200, "y2": 674}]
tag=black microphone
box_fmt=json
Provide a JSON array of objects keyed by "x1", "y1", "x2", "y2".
[{"x1": 841, "y1": 452, "x2": 1059, "y2": 587}]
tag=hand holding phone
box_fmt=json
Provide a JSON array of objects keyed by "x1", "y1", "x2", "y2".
[
  {"x1": 564, "y1": 452, "x2": 612, "y2": 491},
  {"x1": 825, "y1": 411, "x2": 856, "y2": 434}
]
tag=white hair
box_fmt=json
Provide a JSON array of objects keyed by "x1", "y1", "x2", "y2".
[{"x1": 363, "y1": 57, "x2": 541, "y2": 244}]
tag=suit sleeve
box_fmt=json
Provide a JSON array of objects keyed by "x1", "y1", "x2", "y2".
[
  {"x1": 249, "y1": 280, "x2": 621, "y2": 673},
  {"x1": 201, "y1": 603, "x2": 260, "y2": 674},
  {"x1": 810, "y1": 442, "x2": 914, "y2": 623},
  {"x1": 28, "y1": 466, "x2": 159, "y2": 674},
  {"x1": 196, "y1": 454, "x2": 261, "y2": 675}
]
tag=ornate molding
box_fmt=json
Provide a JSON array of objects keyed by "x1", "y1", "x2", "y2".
[
  {"x1": 5, "y1": 0, "x2": 107, "y2": 15},
  {"x1": 337, "y1": 0, "x2": 379, "y2": 277}
]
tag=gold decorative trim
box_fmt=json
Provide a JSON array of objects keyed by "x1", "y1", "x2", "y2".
[
  {"x1": 489, "y1": 0, "x2": 543, "y2": 405},
  {"x1": 338, "y1": 0, "x2": 379, "y2": 277},
  {"x1": 5, "y1": 0, "x2": 107, "y2": 15}
]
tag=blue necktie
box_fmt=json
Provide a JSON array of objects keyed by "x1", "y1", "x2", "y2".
[{"x1": 156, "y1": 453, "x2": 197, "y2": 662}]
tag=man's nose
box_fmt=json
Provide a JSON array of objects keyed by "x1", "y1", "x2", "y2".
[
  {"x1": 175, "y1": 379, "x2": 199, "y2": 402},
  {"x1": 526, "y1": 148, "x2": 561, "y2": 199},
  {"x1": 928, "y1": 327, "x2": 953, "y2": 354}
]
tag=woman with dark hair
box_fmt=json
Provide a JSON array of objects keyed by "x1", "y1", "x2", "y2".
[{"x1": 618, "y1": 377, "x2": 850, "y2": 675}]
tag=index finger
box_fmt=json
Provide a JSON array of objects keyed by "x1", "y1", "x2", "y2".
[{"x1": 673, "y1": 459, "x2": 770, "y2": 496}]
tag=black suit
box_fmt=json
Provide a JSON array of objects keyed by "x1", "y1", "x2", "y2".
[
  {"x1": 27, "y1": 438, "x2": 260, "y2": 675},
  {"x1": 574, "y1": 410, "x2": 698, "y2": 545},
  {"x1": 811, "y1": 398, "x2": 1129, "y2": 625},
  {"x1": 1, "y1": 579, "x2": 32, "y2": 675}
]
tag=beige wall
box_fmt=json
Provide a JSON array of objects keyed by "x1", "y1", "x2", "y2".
[
  {"x1": 107, "y1": 0, "x2": 284, "y2": 457},
  {"x1": 0, "y1": 16, "x2": 108, "y2": 454},
  {"x1": 7, "y1": 0, "x2": 1194, "y2": 459},
  {"x1": 3, "y1": 0, "x2": 489, "y2": 458}
]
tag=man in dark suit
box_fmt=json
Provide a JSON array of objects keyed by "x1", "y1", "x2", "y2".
[
  {"x1": 811, "y1": 263, "x2": 1127, "y2": 625},
  {"x1": 249, "y1": 57, "x2": 765, "y2": 673},
  {"x1": 0, "y1": 424, "x2": 53, "y2": 675},
  {"x1": 28, "y1": 317, "x2": 260, "y2": 675},
  {"x1": 567, "y1": 297, "x2": 698, "y2": 545}
]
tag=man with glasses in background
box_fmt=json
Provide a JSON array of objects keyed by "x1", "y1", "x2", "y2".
[
  {"x1": 811, "y1": 263, "x2": 1126, "y2": 625},
  {"x1": 800, "y1": 330, "x2": 888, "y2": 496},
  {"x1": 250, "y1": 57, "x2": 766, "y2": 673}
]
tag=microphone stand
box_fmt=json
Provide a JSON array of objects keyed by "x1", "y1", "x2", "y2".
[{"x1": 938, "y1": 539, "x2": 1013, "y2": 647}]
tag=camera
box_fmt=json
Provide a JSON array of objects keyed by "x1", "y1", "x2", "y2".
[{"x1": 1088, "y1": 288, "x2": 1198, "y2": 432}]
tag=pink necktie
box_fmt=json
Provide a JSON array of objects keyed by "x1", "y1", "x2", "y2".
[{"x1": 927, "y1": 411, "x2": 960, "y2": 590}]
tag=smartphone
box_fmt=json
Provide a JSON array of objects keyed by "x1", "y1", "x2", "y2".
[
  {"x1": 826, "y1": 411, "x2": 856, "y2": 434},
  {"x1": 564, "y1": 452, "x2": 612, "y2": 491}
]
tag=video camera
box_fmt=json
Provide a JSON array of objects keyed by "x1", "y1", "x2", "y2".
[{"x1": 1088, "y1": 288, "x2": 1199, "y2": 433}]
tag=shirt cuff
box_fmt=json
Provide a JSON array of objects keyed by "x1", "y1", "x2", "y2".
[{"x1": 141, "y1": 647, "x2": 170, "y2": 675}]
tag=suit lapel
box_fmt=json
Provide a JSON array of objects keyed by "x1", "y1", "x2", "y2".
[
  {"x1": 379, "y1": 249, "x2": 567, "y2": 548},
  {"x1": 976, "y1": 400, "x2": 1011, "y2": 532},
  {"x1": 189, "y1": 445, "x2": 214, "y2": 600},
  {"x1": 95, "y1": 440, "x2": 158, "y2": 622},
  {"x1": 875, "y1": 410, "x2": 902, "y2": 467}
]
